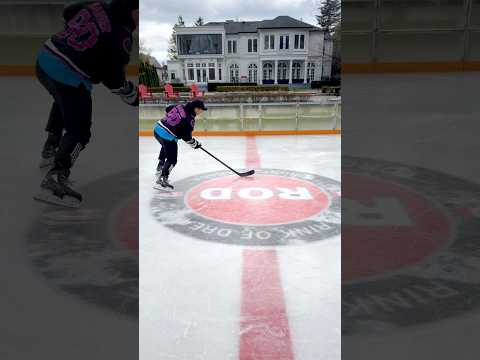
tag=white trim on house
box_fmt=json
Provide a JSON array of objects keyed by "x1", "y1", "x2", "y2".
[{"x1": 167, "y1": 18, "x2": 332, "y2": 85}]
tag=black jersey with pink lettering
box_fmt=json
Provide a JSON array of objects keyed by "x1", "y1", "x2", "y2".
[
  {"x1": 49, "y1": 1, "x2": 134, "y2": 90},
  {"x1": 159, "y1": 104, "x2": 196, "y2": 142}
]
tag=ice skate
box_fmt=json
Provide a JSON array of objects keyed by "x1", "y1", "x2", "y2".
[
  {"x1": 154, "y1": 175, "x2": 174, "y2": 191},
  {"x1": 34, "y1": 168, "x2": 82, "y2": 208}
]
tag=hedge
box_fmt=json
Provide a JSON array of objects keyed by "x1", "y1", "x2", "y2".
[
  {"x1": 149, "y1": 86, "x2": 191, "y2": 93},
  {"x1": 216, "y1": 85, "x2": 289, "y2": 92},
  {"x1": 321, "y1": 86, "x2": 341, "y2": 95},
  {"x1": 207, "y1": 82, "x2": 257, "y2": 92},
  {"x1": 311, "y1": 79, "x2": 341, "y2": 89}
]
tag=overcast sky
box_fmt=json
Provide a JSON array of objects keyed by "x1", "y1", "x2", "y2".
[{"x1": 140, "y1": 0, "x2": 321, "y2": 63}]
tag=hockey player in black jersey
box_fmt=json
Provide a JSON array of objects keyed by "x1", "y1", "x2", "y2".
[
  {"x1": 153, "y1": 100, "x2": 208, "y2": 190},
  {"x1": 34, "y1": 0, "x2": 139, "y2": 207}
]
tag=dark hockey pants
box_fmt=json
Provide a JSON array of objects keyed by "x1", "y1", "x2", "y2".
[
  {"x1": 154, "y1": 131, "x2": 178, "y2": 177},
  {"x1": 36, "y1": 63, "x2": 92, "y2": 170}
]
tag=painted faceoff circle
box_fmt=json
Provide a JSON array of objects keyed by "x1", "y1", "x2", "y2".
[
  {"x1": 151, "y1": 169, "x2": 341, "y2": 246},
  {"x1": 343, "y1": 173, "x2": 451, "y2": 281},
  {"x1": 342, "y1": 156, "x2": 480, "y2": 336},
  {"x1": 27, "y1": 169, "x2": 138, "y2": 317},
  {"x1": 186, "y1": 175, "x2": 330, "y2": 226}
]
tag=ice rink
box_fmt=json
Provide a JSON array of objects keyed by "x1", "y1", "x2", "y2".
[
  {"x1": 139, "y1": 135, "x2": 341, "y2": 360},
  {"x1": 1, "y1": 76, "x2": 139, "y2": 359}
]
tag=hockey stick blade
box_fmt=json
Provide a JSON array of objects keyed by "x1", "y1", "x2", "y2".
[
  {"x1": 238, "y1": 169, "x2": 255, "y2": 177},
  {"x1": 200, "y1": 147, "x2": 255, "y2": 177}
]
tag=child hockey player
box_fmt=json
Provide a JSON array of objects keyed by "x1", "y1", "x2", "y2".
[
  {"x1": 35, "y1": 0, "x2": 139, "y2": 208},
  {"x1": 154, "y1": 99, "x2": 207, "y2": 190}
]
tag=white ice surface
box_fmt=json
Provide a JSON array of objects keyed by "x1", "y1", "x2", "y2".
[
  {"x1": 0, "y1": 76, "x2": 138, "y2": 360},
  {"x1": 342, "y1": 73, "x2": 480, "y2": 360},
  {"x1": 139, "y1": 135, "x2": 341, "y2": 360}
]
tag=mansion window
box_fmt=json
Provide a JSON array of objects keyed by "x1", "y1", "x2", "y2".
[
  {"x1": 263, "y1": 63, "x2": 273, "y2": 80},
  {"x1": 177, "y1": 34, "x2": 222, "y2": 55},
  {"x1": 292, "y1": 62, "x2": 301, "y2": 79},
  {"x1": 230, "y1": 63, "x2": 239, "y2": 83},
  {"x1": 248, "y1": 63, "x2": 258, "y2": 83},
  {"x1": 294, "y1": 34, "x2": 305, "y2": 49},
  {"x1": 264, "y1": 34, "x2": 275, "y2": 50},
  {"x1": 278, "y1": 62, "x2": 288, "y2": 80},
  {"x1": 307, "y1": 62, "x2": 315, "y2": 82},
  {"x1": 228, "y1": 40, "x2": 237, "y2": 54},
  {"x1": 279, "y1": 35, "x2": 289, "y2": 50},
  {"x1": 248, "y1": 39, "x2": 258, "y2": 53}
]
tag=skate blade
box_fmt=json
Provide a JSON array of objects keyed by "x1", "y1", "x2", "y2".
[
  {"x1": 39, "y1": 157, "x2": 55, "y2": 169},
  {"x1": 153, "y1": 184, "x2": 174, "y2": 191},
  {"x1": 33, "y1": 189, "x2": 81, "y2": 208}
]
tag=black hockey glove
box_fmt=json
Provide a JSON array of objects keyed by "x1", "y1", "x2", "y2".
[
  {"x1": 186, "y1": 138, "x2": 202, "y2": 149},
  {"x1": 112, "y1": 81, "x2": 139, "y2": 107}
]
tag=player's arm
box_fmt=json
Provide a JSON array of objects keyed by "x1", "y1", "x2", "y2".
[
  {"x1": 103, "y1": 31, "x2": 138, "y2": 106},
  {"x1": 182, "y1": 128, "x2": 201, "y2": 149}
]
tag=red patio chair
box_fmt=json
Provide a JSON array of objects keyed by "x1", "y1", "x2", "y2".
[
  {"x1": 164, "y1": 84, "x2": 179, "y2": 101},
  {"x1": 189, "y1": 83, "x2": 204, "y2": 99},
  {"x1": 139, "y1": 84, "x2": 153, "y2": 103}
]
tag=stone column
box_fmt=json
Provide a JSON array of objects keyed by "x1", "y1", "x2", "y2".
[
  {"x1": 303, "y1": 59, "x2": 308, "y2": 84},
  {"x1": 289, "y1": 59, "x2": 293, "y2": 84},
  {"x1": 259, "y1": 61, "x2": 263, "y2": 84},
  {"x1": 274, "y1": 59, "x2": 278, "y2": 84}
]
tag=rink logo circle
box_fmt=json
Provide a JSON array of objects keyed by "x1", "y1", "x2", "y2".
[
  {"x1": 343, "y1": 157, "x2": 480, "y2": 336},
  {"x1": 27, "y1": 170, "x2": 138, "y2": 317},
  {"x1": 186, "y1": 175, "x2": 330, "y2": 225},
  {"x1": 151, "y1": 169, "x2": 340, "y2": 246},
  {"x1": 343, "y1": 173, "x2": 451, "y2": 281}
]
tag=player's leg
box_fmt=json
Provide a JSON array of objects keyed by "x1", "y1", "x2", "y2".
[
  {"x1": 35, "y1": 81, "x2": 92, "y2": 207},
  {"x1": 153, "y1": 129, "x2": 166, "y2": 173},
  {"x1": 37, "y1": 65, "x2": 64, "y2": 168},
  {"x1": 157, "y1": 146, "x2": 166, "y2": 173},
  {"x1": 155, "y1": 139, "x2": 177, "y2": 190},
  {"x1": 161, "y1": 139, "x2": 178, "y2": 178}
]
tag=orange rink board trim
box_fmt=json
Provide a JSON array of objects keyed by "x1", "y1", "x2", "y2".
[
  {"x1": 0, "y1": 64, "x2": 139, "y2": 76},
  {"x1": 343, "y1": 61, "x2": 480, "y2": 73},
  {"x1": 139, "y1": 129, "x2": 341, "y2": 136}
]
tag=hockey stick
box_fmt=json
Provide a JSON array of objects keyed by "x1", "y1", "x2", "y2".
[{"x1": 200, "y1": 147, "x2": 255, "y2": 177}]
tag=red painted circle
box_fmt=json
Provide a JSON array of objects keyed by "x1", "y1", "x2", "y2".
[
  {"x1": 114, "y1": 194, "x2": 138, "y2": 252},
  {"x1": 343, "y1": 173, "x2": 451, "y2": 282},
  {"x1": 186, "y1": 175, "x2": 329, "y2": 225}
]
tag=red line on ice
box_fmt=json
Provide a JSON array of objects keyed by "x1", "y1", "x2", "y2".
[
  {"x1": 239, "y1": 250, "x2": 294, "y2": 360},
  {"x1": 245, "y1": 136, "x2": 261, "y2": 169},
  {"x1": 239, "y1": 136, "x2": 294, "y2": 360}
]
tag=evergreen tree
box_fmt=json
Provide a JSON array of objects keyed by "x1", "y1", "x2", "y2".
[
  {"x1": 331, "y1": 23, "x2": 341, "y2": 80},
  {"x1": 194, "y1": 17, "x2": 204, "y2": 26},
  {"x1": 167, "y1": 16, "x2": 185, "y2": 60},
  {"x1": 317, "y1": 0, "x2": 341, "y2": 34}
]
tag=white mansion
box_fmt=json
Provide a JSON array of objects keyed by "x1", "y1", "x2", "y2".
[{"x1": 167, "y1": 16, "x2": 333, "y2": 86}]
